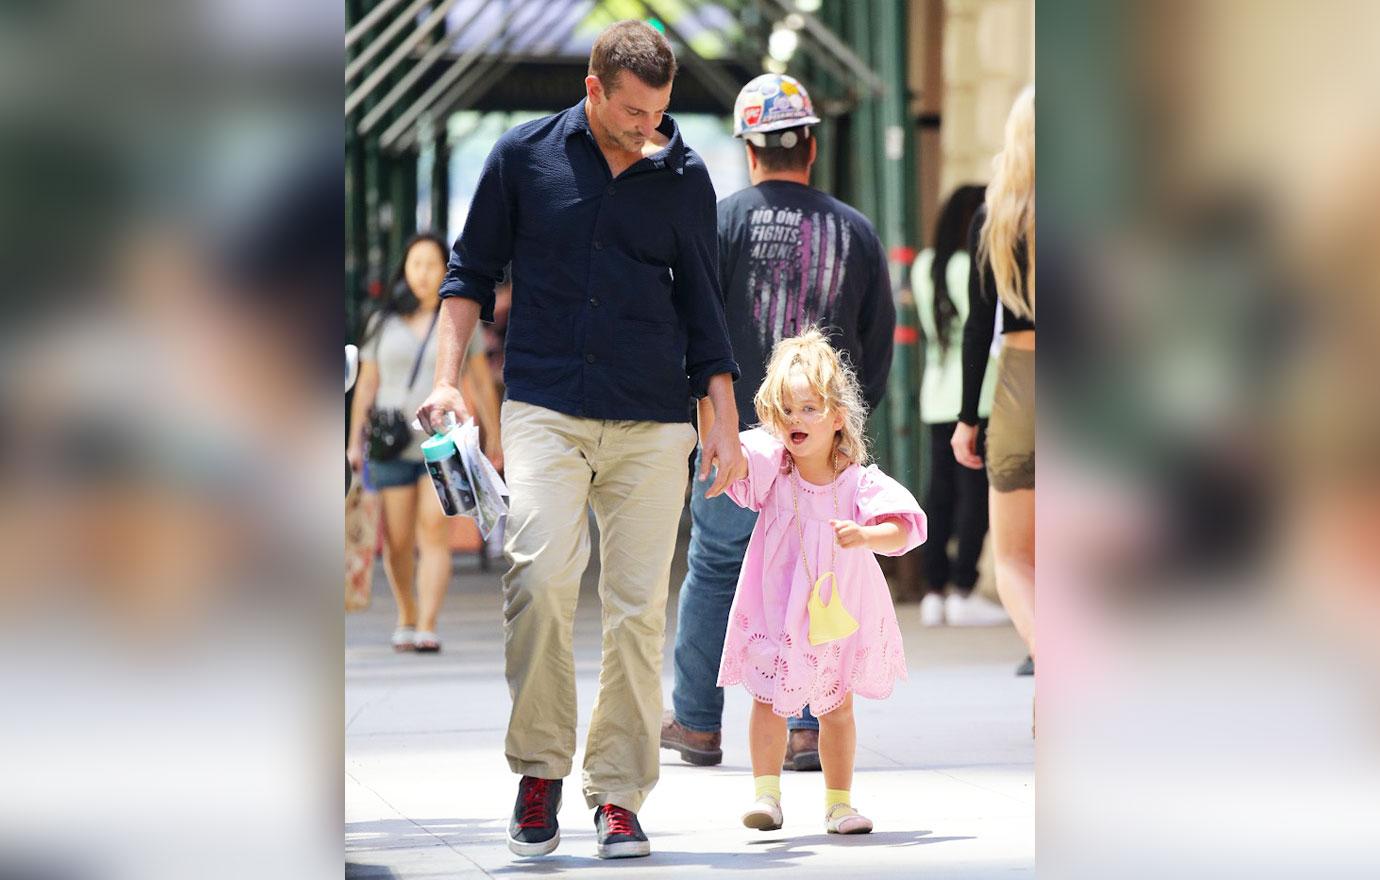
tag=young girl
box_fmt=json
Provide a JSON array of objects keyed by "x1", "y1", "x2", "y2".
[{"x1": 717, "y1": 328, "x2": 926, "y2": 835}]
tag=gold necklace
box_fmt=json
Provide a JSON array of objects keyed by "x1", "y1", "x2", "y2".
[
  {"x1": 790, "y1": 447, "x2": 861, "y2": 646},
  {"x1": 789, "y1": 449, "x2": 840, "y2": 584}
]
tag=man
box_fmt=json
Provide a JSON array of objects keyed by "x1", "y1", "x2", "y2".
[
  {"x1": 661, "y1": 73, "x2": 896, "y2": 773},
  {"x1": 416, "y1": 21, "x2": 744, "y2": 860}
]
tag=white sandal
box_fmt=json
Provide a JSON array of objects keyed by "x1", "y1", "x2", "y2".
[
  {"x1": 825, "y1": 803, "x2": 873, "y2": 835},
  {"x1": 741, "y1": 795, "x2": 783, "y2": 831},
  {"x1": 413, "y1": 630, "x2": 441, "y2": 653},
  {"x1": 391, "y1": 626, "x2": 416, "y2": 652}
]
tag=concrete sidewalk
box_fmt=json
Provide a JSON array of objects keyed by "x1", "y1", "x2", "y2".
[{"x1": 346, "y1": 519, "x2": 1034, "y2": 879}]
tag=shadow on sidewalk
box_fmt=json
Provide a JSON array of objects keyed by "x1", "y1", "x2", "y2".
[
  {"x1": 488, "y1": 847, "x2": 801, "y2": 873},
  {"x1": 746, "y1": 829, "x2": 974, "y2": 850}
]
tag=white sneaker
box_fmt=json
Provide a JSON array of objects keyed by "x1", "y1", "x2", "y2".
[
  {"x1": 945, "y1": 592, "x2": 1011, "y2": 626},
  {"x1": 920, "y1": 592, "x2": 946, "y2": 626},
  {"x1": 742, "y1": 795, "x2": 783, "y2": 831}
]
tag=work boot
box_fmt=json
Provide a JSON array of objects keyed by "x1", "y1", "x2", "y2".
[
  {"x1": 659, "y1": 710, "x2": 722, "y2": 766},
  {"x1": 782, "y1": 728, "x2": 821, "y2": 771}
]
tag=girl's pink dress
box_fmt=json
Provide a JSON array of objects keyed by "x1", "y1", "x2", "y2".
[{"x1": 717, "y1": 428, "x2": 927, "y2": 717}]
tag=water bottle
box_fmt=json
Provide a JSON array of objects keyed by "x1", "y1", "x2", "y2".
[{"x1": 420, "y1": 419, "x2": 475, "y2": 517}]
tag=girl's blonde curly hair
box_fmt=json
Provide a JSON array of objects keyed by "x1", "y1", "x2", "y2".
[{"x1": 753, "y1": 327, "x2": 871, "y2": 467}]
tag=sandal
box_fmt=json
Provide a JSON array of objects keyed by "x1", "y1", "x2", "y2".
[
  {"x1": 413, "y1": 630, "x2": 441, "y2": 653},
  {"x1": 391, "y1": 626, "x2": 416, "y2": 652},
  {"x1": 741, "y1": 795, "x2": 783, "y2": 831},
  {"x1": 825, "y1": 803, "x2": 873, "y2": 835}
]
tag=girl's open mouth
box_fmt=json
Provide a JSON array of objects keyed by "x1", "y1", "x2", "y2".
[{"x1": 790, "y1": 431, "x2": 808, "y2": 444}]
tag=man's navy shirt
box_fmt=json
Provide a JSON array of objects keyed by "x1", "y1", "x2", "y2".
[{"x1": 440, "y1": 100, "x2": 739, "y2": 423}]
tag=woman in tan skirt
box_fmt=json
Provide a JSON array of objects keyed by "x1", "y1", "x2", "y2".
[{"x1": 951, "y1": 86, "x2": 1036, "y2": 663}]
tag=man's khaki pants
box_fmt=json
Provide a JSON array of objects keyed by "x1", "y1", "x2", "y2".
[{"x1": 500, "y1": 400, "x2": 696, "y2": 813}]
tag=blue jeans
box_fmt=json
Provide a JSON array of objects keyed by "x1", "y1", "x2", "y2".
[{"x1": 672, "y1": 451, "x2": 818, "y2": 733}]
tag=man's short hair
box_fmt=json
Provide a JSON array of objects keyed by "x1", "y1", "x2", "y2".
[
  {"x1": 589, "y1": 20, "x2": 677, "y2": 92},
  {"x1": 748, "y1": 127, "x2": 812, "y2": 172}
]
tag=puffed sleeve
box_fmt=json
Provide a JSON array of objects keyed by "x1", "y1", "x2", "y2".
[
  {"x1": 726, "y1": 428, "x2": 788, "y2": 512},
  {"x1": 854, "y1": 466, "x2": 928, "y2": 556}
]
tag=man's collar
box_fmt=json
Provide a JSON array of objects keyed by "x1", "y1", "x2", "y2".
[{"x1": 564, "y1": 99, "x2": 686, "y2": 175}]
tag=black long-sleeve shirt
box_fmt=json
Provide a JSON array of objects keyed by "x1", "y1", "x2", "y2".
[
  {"x1": 717, "y1": 180, "x2": 895, "y2": 428},
  {"x1": 960, "y1": 207, "x2": 1034, "y2": 424}
]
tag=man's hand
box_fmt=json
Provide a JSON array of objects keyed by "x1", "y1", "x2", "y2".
[
  {"x1": 700, "y1": 372, "x2": 745, "y2": 498},
  {"x1": 700, "y1": 417, "x2": 746, "y2": 498},
  {"x1": 415, "y1": 383, "x2": 471, "y2": 435},
  {"x1": 951, "y1": 421, "x2": 984, "y2": 470},
  {"x1": 484, "y1": 438, "x2": 504, "y2": 473}
]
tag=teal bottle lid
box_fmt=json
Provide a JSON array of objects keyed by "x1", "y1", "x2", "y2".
[{"x1": 420, "y1": 432, "x2": 457, "y2": 462}]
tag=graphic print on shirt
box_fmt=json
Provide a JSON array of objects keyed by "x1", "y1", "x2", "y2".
[{"x1": 746, "y1": 206, "x2": 851, "y2": 348}]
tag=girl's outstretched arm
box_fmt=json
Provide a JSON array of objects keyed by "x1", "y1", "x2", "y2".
[{"x1": 829, "y1": 516, "x2": 908, "y2": 553}]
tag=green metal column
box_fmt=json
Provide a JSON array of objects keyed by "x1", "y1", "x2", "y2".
[
  {"x1": 430, "y1": 127, "x2": 450, "y2": 241},
  {"x1": 345, "y1": 0, "x2": 369, "y2": 338},
  {"x1": 388, "y1": 150, "x2": 419, "y2": 261},
  {"x1": 346, "y1": 138, "x2": 366, "y2": 337},
  {"x1": 877, "y1": 0, "x2": 921, "y2": 498},
  {"x1": 845, "y1": 0, "x2": 892, "y2": 475},
  {"x1": 364, "y1": 140, "x2": 386, "y2": 297}
]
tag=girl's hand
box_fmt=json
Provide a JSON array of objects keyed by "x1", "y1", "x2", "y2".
[
  {"x1": 830, "y1": 519, "x2": 870, "y2": 548},
  {"x1": 347, "y1": 440, "x2": 365, "y2": 474},
  {"x1": 831, "y1": 517, "x2": 908, "y2": 553}
]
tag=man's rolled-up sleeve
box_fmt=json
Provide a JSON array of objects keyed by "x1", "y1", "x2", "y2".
[
  {"x1": 439, "y1": 138, "x2": 515, "y2": 322},
  {"x1": 673, "y1": 167, "x2": 739, "y2": 398}
]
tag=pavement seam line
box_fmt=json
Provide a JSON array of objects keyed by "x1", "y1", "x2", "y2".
[
  {"x1": 347, "y1": 770, "x2": 497, "y2": 879},
  {"x1": 931, "y1": 768, "x2": 1033, "y2": 806},
  {"x1": 345, "y1": 686, "x2": 399, "y2": 733}
]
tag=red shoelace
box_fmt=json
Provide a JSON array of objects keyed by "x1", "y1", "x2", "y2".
[
  {"x1": 518, "y1": 779, "x2": 552, "y2": 828},
  {"x1": 602, "y1": 805, "x2": 636, "y2": 837}
]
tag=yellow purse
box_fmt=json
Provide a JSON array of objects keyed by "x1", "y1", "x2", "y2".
[
  {"x1": 807, "y1": 572, "x2": 859, "y2": 646},
  {"x1": 790, "y1": 453, "x2": 859, "y2": 647}
]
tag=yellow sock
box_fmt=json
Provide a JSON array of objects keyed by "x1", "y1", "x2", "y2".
[
  {"x1": 754, "y1": 775, "x2": 781, "y2": 800},
  {"x1": 826, "y1": 788, "x2": 851, "y2": 811}
]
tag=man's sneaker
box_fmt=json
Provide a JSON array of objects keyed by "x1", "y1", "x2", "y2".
[
  {"x1": 594, "y1": 804, "x2": 651, "y2": 859},
  {"x1": 825, "y1": 803, "x2": 874, "y2": 835},
  {"x1": 945, "y1": 591, "x2": 1011, "y2": 626},
  {"x1": 920, "y1": 592, "x2": 945, "y2": 626},
  {"x1": 659, "y1": 710, "x2": 723, "y2": 766},
  {"x1": 507, "y1": 776, "x2": 561, "y2": 857},
  {"x1": 782, "y1": 728, "x2": 821, "y2": 771},
  {"x1": 741, "y1": 795, "x2": 783, "y2": 831}
]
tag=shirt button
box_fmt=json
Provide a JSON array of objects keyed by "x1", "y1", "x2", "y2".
[
  {"x1": 607, "y1": 185, "x2": 616, "y2": 196},
  {"x1": 585, "y1": 354, "x2": 596, "y2": 364},
  {"x1": 593, "y1": 240, "x2": 603, "y2": 250},
  {"x1": 589, "y1": 297, "x2": 600, "y2": 307}
]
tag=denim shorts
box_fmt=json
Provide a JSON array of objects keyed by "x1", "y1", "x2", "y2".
[{"x1": 366, "y1": 458, "x2": 427, "y2": 490}]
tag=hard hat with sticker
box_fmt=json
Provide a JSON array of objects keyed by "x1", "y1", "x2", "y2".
[{"x1": 733, "y1": 73, "x2": 821, "y2": 141}]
